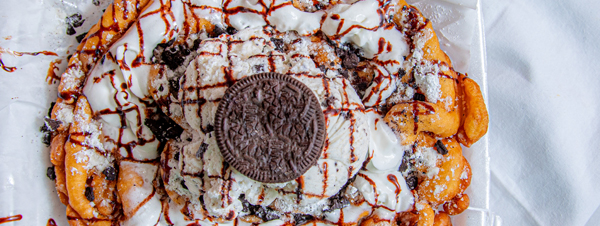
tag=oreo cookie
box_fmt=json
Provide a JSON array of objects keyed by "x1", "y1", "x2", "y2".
[{"x1": 215, "y1": 73, "x2": 326, "y2": 183}]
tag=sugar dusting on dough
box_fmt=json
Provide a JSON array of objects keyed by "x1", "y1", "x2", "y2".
[{"x1": 68, "y1": 0, "x2": 467, "y2": 224}]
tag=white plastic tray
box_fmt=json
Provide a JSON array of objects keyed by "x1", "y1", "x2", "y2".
[{"x1": 0, "y1": 0, "x2": 499, "y2": 225}]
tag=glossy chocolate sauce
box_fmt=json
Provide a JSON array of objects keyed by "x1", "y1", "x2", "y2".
[
  {"x1": 47, "y1": 218, "x2": 57, "y2": 226},
  {"x1": 0, "y1": 215, "x2": 22, "y2": 224},
  {"x1": 0, "y1": 47, "x2": 57, "y2": 73},
  {"x1": 55, "y1": 0, "x2": 457, "y2": 223},
  {"x1": 46, "y1": 59, "x2": 62, "y2": 84}
]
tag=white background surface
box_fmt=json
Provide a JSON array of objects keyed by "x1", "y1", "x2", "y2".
[
  {"x1": 1, "y1": 0, "x2": 599, "y2": 225},
  {"x1": 482, "y1": 1, "x2": 600, "y2": 225}
]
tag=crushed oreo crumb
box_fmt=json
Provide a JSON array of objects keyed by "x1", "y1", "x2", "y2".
[
  {"x1": 85, "y1": 187, "x2": 95, "y2": 201},
  {"x1": 434, "y1": 140, "x2": 449, "y2": 155},
  {"x1": 76, "y1": 32, "x2": 88, "y2": 43},
  {"x1": 336, "y1": 44, "x2": 361, "y2": 69},
  {"x1": 180, "y1": 180, "x2": 188, "y2": 190},
  {"x1": 40, "y1": 116, "x2": 57, "y2": 146},
  {"x1": 144, "y1": 109, "x2": 184, "y2": 143},
  {"x1": 407, "y1": 69, "x2": 416, "y2": 83},
  {"x1": 211, "y1": 26, "x2": 227, "y2": 37},
  {"x1": 339, "y1": 111, "x2": 352, "y2": 120},
  {"x1": 338, "y1": 69, "x2": 349, "y2": 79},
  {"x1": 168, "y1": 78, "x2": 180, "y2": 98},
  {"x1": 322, "y1": 95, "x2": 337, "y2": 107},
  {"x1": 65, "y1": 13, "x2": 85, "y2": 35},
  {"x1": 226, "y1": 26, "x2": 238, "y2": 35},
  {"x1": 163, "y1": 45, "x2": 191, "y2": 70},
  {"x1": 239, "y1": 195, "x2": 280, "y2": 222},
  {"x1": 42, "y1": 133, "x2": 51, "y2": 146},
  {"x1": 46, "y1": 166, "x2": 56, "y2": 180},
  {"x1": 205, "y1": 124, "x2": 214, "y2": 133},
  {"x1": 66, "y1": 26, "x2": 76, "y2": 36},
  {"x1": 157, "y1": 39, "x2": 175, "y2": 50},
  {"x1": 342, "y1": 53, "x2": 359, "y2": 69},
  {"x1": 92, "y1": 0, "x2": 100, "y2": 6},
  {"x1": 196, "y1": 143, "x2": 209, "y2": 158},
  {"x1": 326, "y1": 190, "x2": 350, "y2": 212},
  {"x1": 43, "y1": 118, "x2": 61, "y2": 132},
  {"x1": 398, "y1": 68, "x2": 406, "y2": 77},
  {"x1": 323, "y1": 178, "x2": 353, "y2": 212},
  {"x1": 413, "y1": 93, "x2": 426, "y2": 101},
  {"x1": 271, "y1": 38, "x2": 287, "y2": 52},
  {"x1": 174, "y1": 152, "x2": 180, "y2": 161},
  {"x1": 406, "y1": 173, "x2": 418, "y2": 190},
  {"x1": 318, "y1": 64, "x2": 327, "y2": 73},
  {"x1": 152, "y1": 38, "x2": 191, "y2": 70},
  {"x1": 102, "y1": 166, "x2": 118, "y2": 181},
  {"x1": 253, "y1": 64, "x2": 265, "y2": 73},
  {"x1": 398, "y1": 151, "x2": 409, "y2": 172},
  {"x1": 191, "y1": 38, "x2": 202, "y2": 51},
  {"x1": 66, "y1": 14, "x2": 85, "y2": 28},
  {"x1": 293, "y1": 214, "x2": 315, "y2": 225},
  {"x1": 47, "y1": 102, "x2": 55, "y2": 117}
]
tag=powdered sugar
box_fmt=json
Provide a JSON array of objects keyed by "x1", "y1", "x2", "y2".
[
  {"x1": 73, "y1": 148, "x2": 113, "y2": 171},
  {"x1": 413, "y1": 61, "x2": 442, "y2": 103}
]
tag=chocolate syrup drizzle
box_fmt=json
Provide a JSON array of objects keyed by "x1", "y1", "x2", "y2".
[
  {"x1": 54, "y1": 0, "x2": 459, "y2": 224},
  {"x1": 46, "y1": 218, "x2": 57, "y2": 226},
  {"x1": 56, "y1": 1, "x2": 182, "y2": 224},
  {"x1": 0, "y1": 47, "x2": 57, "y2": 73},
  {"x1": 0, "y1": 215, "x2": 22, "y2": 224}
]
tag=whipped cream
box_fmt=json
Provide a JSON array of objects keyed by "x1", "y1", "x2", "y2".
[
  {"x1": 365, "y1": 110, "x2": 410, "y2": 172},
  {"x1": 74, "y1": 0, "x2": 452, "y2": 224},
  {"x1": 160, "y1": 26, "x2": 369, "y2": 219}
]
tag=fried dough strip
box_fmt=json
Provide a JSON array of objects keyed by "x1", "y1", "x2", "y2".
[
  {"x1": 381, "y1": 4, "x2": 486, "y2": 224},
  {"x1": 46, "y1": 0, "x2": 488, "y2": 225},
  {"x1": 416, "y1": 202, "x2": 435, "y2": 226},
  {"x1": 456, "y1": 74, "x2": 489, "y2": 147},
  {"x1": 52, "y1": 1, "x2": 153, "y2": 223},
  {"x1": 384, "y1": 76, "x2": 460, "y2": 145},
  {"x1": 416, "y1": 137, "x2": 467, "y2": 206},
  {"x1": 64, "y1": 96, "x2": 98, "y2": 219},
  {"x1": 50, "y1": 98, "x2": 73, "y2": 205},
  {"x1": 384, "y1": 18, "x2": 462, "y2": 144},
  {"x1": 64, "y1": 96, "x2": 116, "y2": 221},
  {"x1": 66, "y1": 205, "x2": 113, "y2": 226},
  {"x1": 117, "y1": 161, "x2": 152, "y2": 219},
  {"x1": 51, "y1": 132, "x2": 70, "y2": 205},
  {"x1": 433, "y1": 212, "x2": 452, "y2": 226},
  {"x1": 443, "y1": 193, "x2": 470, "y2": 215},
  {"x1": 361, "y1": 214, "x2": 398, "y2": 226},
  {"x1": 57, "y1": 0, "x2": 152, "y2": 103}
]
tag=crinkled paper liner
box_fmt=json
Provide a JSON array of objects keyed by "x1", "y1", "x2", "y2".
[{"x1": 0, "y1": 0, "x2": 500, "y2": 225}]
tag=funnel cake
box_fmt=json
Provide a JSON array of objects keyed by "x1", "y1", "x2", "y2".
[{"x1": 47, "y1": 0, "x2": 489, "y2": 225}]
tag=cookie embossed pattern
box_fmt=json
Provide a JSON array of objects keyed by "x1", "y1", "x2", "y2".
[
  {"x1": 215, "y1": 73, "x2": 327, "y2": 183},
  {"x1": 0, "y1": 0, "x2": 495, "y2": 225}
]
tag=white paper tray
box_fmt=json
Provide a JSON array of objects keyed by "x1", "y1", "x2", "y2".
[{"x1": 0, "y1": 0, "x2": 498, "y2": 225}]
